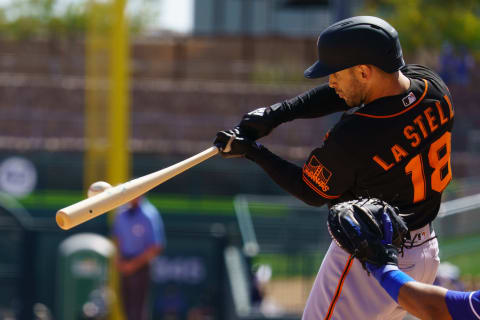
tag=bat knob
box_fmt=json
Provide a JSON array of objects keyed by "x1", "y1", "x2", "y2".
[{"x1": 56, "y1": 211, "x2": 69, "y2": 230}]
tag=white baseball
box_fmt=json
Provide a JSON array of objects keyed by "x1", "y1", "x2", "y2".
[{"x1": 87, "y1": 181, "x2": 112, "y2": 198}]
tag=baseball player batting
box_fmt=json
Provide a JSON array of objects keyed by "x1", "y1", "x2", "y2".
[{"x1": 214, "y1": 16, "x2": 454, "y2": 319}]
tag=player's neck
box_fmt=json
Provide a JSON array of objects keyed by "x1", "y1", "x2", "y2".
[{"x1": 364, "y1": 71, "x2": 411, "y2": 104}]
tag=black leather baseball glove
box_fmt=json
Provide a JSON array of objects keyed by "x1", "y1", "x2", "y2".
[{"x1": 327, "y1": 198, "x2": 408, "y2": 271}]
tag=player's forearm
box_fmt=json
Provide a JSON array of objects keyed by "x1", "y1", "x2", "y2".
[
  {"x1": 371, "y1": 266, "x2": 451, "y2": 320},
  {"x1": 398, "y1": 282, "x2": 451, "y2": 320},
  {"x1": 247, "y1": 145, "x2": 328, "y2": 206},
  {"x1": 236, "y1": 84, "x2": 348, "y2": 141},
  {"x1": 271, "y1": 84, "x2": 348, "y2": 123}
]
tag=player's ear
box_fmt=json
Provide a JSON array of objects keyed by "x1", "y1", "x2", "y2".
[{"x1": 357, "y1": 65, "x2": 373, "y2": 81}]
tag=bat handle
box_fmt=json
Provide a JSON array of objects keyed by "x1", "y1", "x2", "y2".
[{"x1": 200, "y1": 146, "x2": 220, "y2": 158}]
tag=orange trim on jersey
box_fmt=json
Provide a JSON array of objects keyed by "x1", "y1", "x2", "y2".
[
  {"x1": 302, "y1": 176, "x2": 341, "y2": 199},
  {"x1": 354, "y1": 79, "x2": 429, "y2": 119},
  {"x1": 324, "y1": 255, "x2": 355, "y2": 320}
]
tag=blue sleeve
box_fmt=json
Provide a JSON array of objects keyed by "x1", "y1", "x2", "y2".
[
  {"x1": 151, "y1": 211, "x2": 166, "y2": 247},
  {"x1": 142, "y1": 200, "x2": 166, "y2": 247},
  {"x1": 156, "y1": 212, "x2": 166, "y2": 246},
  {"x1": 112, "y1": 212, "x2": 121, "y2": 238},
  {"x1": 370, "y1": 266, "x2": 414, "y2": 303},
  {"x1": 113, "y1": 206, "x2": 130, "y2": 238},
  {"x1": 446, "y1": 290, "x2": 480, "y2": 320}
]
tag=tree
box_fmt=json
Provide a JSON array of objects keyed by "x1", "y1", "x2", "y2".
[
  {"x1": 362, "y1": 0, "x2": 480, "y2": 54},
  {"x1": 0, "y1": 0, "x2": 157, "y2": 40}
]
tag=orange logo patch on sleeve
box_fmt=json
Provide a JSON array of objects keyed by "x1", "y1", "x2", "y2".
[{"x1": 303, "y1": 156, "x2": 332, "y2": 192}]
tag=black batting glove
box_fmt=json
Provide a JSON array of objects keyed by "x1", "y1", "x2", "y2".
[
  {"x1": 213, "y1": 128, "x2": 261, "y2": 159},
  {"x1": 236, "y1": 105, "x2": 280, "y2": 141}
]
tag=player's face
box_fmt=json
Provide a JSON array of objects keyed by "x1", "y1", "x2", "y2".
[{"x1": 329, "y1": 67, "x2": 367, "y2": 107}]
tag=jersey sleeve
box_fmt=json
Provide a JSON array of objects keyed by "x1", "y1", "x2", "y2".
[
  {"x1": 269, "y1": 83, "x2": 349, "y2": 123},
  {"x1": 445, "y1": 290, "x2": 480, "y2": 320},
  {"x1": 247, "y1": 135, "x2": 355, "y2": 206},
  {"x1": 301, "y1": 139, "x2": 355, "y2": 200}
]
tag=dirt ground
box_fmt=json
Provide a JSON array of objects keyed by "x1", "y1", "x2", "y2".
[
  {"x1": 263, "y1": 277, "x2": 431, "y2": 319},
  {"x1": 263, "y1": 277, "x2": 314, "y2": 314}
]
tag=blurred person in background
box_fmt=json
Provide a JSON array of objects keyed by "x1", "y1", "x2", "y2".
[
  {"x1": 113, "y1": 196, "x2": 166, "y2": 320},
  {"x1": 438, "y1": 42, "x2": 474, "y2": 86},
  {"x1": 434, "y1": 262, "x2": 466, "y2": 292}
]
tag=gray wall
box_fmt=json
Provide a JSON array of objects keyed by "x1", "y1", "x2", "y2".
[{"x1": 193, "y1": 0, "x2": 333, "y2": 36}]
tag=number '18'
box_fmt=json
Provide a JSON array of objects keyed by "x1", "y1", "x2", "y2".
[{"x1": 405, "y1": 132, "x2": 452, "y2": 203}]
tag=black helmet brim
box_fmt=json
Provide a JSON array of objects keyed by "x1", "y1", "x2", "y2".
[{"x1": 304, "y1": 60, "x2": 339, "y2": 79}]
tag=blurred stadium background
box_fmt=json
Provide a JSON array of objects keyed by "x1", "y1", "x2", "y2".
[{"x1": 0, "y1": 0, "x2": 480, "y2": 319}]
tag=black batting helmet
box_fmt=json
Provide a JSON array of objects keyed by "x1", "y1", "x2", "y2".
[{"x1": 304, "y1": 16, "x2": 405, "y2": 78}]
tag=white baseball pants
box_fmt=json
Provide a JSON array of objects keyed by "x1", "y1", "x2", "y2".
[{"x1": 302, "y1": 225, "x2": 439, "y2": 320}]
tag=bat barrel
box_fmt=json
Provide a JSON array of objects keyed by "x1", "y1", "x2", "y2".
[
  {"x1": 55, "y1": 183, "x2": 147, "y2": 230},
  {"x1": 56, "y1": 146, "x2": 219, "y2": 230}
]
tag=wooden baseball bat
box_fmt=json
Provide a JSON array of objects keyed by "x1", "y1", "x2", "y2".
[{"x1": 56, "y1": 146, "x2": 219, "y2": 230}]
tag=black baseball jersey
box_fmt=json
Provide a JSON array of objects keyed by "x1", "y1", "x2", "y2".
[{"x1": 249, "y1": 64, "x2": 454, "y2": 230}]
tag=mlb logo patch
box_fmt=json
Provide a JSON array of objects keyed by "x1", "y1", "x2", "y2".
[{"x1": 402, "y1": 92, "x2": 416, "y2": 107}]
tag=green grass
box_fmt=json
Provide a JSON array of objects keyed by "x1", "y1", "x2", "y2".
[
  {"x1": 439, "y1": 234, "x2": 480, "y2": 276},
  {"x1": 17, "y1": 190, "x2": 480, "y2": 277},
  {"x1": 252, "y1": 234, "x2": 480, "y2": 279},
  {"x1": 16, "y1": 190, "x2": 291, "y2": 217},
  {"x1": 443, "y1": 251, "x2": 480, "y2": 276},
  {"x1": 19, "y1": 190, "x2": 84, "y2": 209}
]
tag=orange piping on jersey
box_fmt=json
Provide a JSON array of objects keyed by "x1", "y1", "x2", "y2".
[
  {"x1": 302, "y1": 176, "x2": 341, "y2": 199},
  {"x1": 354, "y1": 79, "x2": 428, "y2": 119},
  {"x1": 324, "y1": 255, "x2": 354, "y2": 320}
]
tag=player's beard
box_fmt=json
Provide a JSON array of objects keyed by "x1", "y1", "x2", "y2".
[{"x1": 343, "y1": 74, "x2": 367, "y2": 107}]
